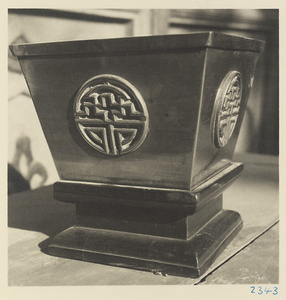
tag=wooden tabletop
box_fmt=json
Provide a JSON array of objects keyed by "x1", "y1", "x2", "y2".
[{"x1": 8, "y1": 153, "x2": 279, "y2": 286}]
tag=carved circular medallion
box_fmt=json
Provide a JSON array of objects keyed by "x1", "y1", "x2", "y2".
[
  {"x1": 212, "y1": 71, "x2": 242, "y2": 148},
  {"x1": 74, "y1": 74, "x2": 149, "y2": 155}
]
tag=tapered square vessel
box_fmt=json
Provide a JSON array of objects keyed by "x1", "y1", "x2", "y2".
[{"x1": 10, "y1": 32, "x2": 264, "y2": 277}]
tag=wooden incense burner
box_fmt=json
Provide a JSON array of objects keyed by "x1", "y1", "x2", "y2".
[{"x1": 10, "y1": 32, "x2": 264, "y2": 277}]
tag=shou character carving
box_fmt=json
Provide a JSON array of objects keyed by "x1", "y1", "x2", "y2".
[
  {"x1": 212, "y1": 71, "x2": 242, "y2": 148},
  {"x1": 73, "y1": 75, "x2": 149, "y2": 155}
]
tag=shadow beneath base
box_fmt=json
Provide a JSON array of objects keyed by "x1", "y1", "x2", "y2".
[
  {"x1": 38, "y1": 237, "x2": 54, "y2": 253},
  {"x1": 8, "y1": 185, "x2": 76, "y2": 251}
]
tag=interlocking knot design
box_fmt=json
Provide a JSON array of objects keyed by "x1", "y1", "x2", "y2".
[
  {"x1": 74, "y1": 75, "x2": 149, "y2": 155},
  {"x1": 212, "y1": 71, "x2": 242, "y2": 148}
]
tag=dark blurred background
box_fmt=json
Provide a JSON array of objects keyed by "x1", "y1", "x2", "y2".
[{"x1": 8, "y1": 9, "x2": 279, "y2": 190}]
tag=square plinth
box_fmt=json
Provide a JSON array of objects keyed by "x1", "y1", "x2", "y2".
[{"x1": 47, "y1": 209, "x2": 242, "y2": 278}]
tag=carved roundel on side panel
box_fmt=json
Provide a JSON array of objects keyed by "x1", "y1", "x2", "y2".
[
  {"x1": 73, "y1": 74, "x2": 149, "y2": 156},
  {"x1": 212, "y1": 71, "x2": 242, "y2": 148}
]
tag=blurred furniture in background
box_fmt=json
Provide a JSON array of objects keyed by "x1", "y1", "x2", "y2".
[
  {"x1": 8, "y1": 135, "x2": 48, "y2": 193},
  {"x1": 8, "y1": 9, "x2": 278, "y2": 188},
  {"x1": 8, "y1": 164, "x2": 30, "y2": 195}
]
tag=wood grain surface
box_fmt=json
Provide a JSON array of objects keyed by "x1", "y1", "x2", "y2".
[{"x1": 11, "y1": 32, "x2": 263, "y2": 190}]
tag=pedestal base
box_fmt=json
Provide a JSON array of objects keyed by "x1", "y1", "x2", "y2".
[{"x1": 47, "y1": 209, "x2": 242, "y2": 278}]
